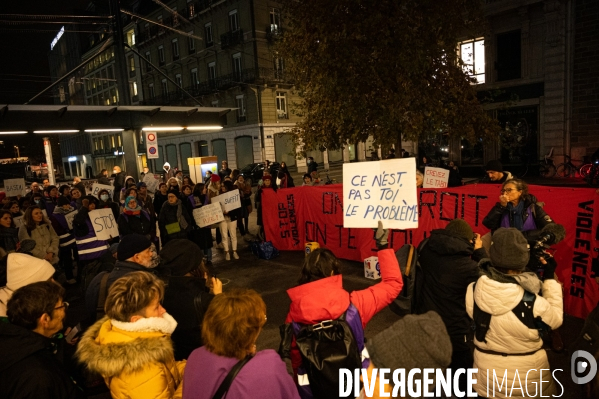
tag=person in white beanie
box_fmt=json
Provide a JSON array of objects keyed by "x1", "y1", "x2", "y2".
[{"x1": 0, "y1": 252, "x2": 55, "y2": 317}]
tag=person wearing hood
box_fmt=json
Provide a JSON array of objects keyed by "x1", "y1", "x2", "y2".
[
  {"x1": 163, "y1": 162, "x2": 176, "y2": 183},
  {"x1": 415, "y1": 219, "x2": 487, "y2": 392},
  {"x1": 279, "y1": 162, "x2": 295, "y2": 187},
  {"x1": 50, "y1": 196, "x2": 78, "y2": 284},
  {"x1": 159, "y1": 239, "x2": 222, "y2": 360},
  {"x1": 0, "y1": 252, "x2": 55, "y2": 317},
  {"x1": 77, "y1": 271, "x2": 186, "y2": 399},
  {"x1": 159, "y1": 191, "x2": 192, "y2": 246},
  {"x1": 118, "y1": 196, "x2": 153, "y2": 241},
  {"x1": 283, "y1": 223, "x2": 403, "y2": 396},
  {"x1": 112, "y1": 166, "x2": 127, "y2": 202},
  {"x1": 0, "y1": 281, "x2": 82, "y2": 399},
  {"x1": 466, "y1": 228, "x2": 563, "y2": 398},
  {"x1": 119, "y1": 175, "x2": 136, "y2": 204},
  {"x1": 18, "y1": 206, "x2": 59, "y2": 266},
  {"x1": 482, "y1": 178, "x2": 554, "y2": 242},
  {"x1": 97, "y1": 188, "x2": 120, "y2": 219}
]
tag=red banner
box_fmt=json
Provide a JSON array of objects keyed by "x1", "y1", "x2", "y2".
[{"x1": 263, "y1": 184, "x2": 599, "y2": 319}]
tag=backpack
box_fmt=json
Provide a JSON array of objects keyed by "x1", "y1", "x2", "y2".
[
  {"x1": 250, "y1": 240, "x2": 279, "y2": 260},
  {"x1": 472, "y1": 282, "x2": 550, "y2": 343},
  {"x1": 79, "y1": 252, "x2": 114, "y2": 295},
  {"x1": 279, "y1": 304, "x2": 364, "y2": 399},
  {"x1": 388, "y1": 238, "x2": 428, "y2": 316}
]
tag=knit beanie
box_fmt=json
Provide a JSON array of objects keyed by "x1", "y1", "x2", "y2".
[
  {"x1": 6, "y1": 253, "x2": 55, "y2": 291},
  {"x1": 489, "y1": 228, "x2": 530, "y2": 271},
  {"x1": 210, "y1": 174, "x2": 221, "y2": 183},
  {"x1": 444, "y1": 219, "x2": 473, "y2": 241},
  {"x1": 136, "y1": 182, "x2": 147, "y2": 189},
  {"x1": 57, "y1": 196, "x2": 70, "y2": 207},
  {"x1": 160, "y1": 239, "x2": 203, "y2": 276},
  {"x1": 117, "y1": 233, "x2": 152, "y2": 261},
  {"x1": 485, "y1": 160, "x2": 504, "y2": 172},
  {"x1": 366, "y1": 311, "x2": 452, "y2": 371},
  {"x1": 262, "y1": 175, "x2": 272, "y2": 182}
]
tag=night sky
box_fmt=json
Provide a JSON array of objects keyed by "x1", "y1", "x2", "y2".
[{"x1": 0, "y1": 0, "x2": 93, "y2": 160}]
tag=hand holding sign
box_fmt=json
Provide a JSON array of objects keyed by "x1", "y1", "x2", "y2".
[
  {"x1": 342, "y1": 158, "x2": 418, "y2": 229},
  {"x1": 213, "y1": 190, "x2": 241, "y2": 212},
  {"x1": 89, "y1": 208, "x2": 118, "y2": 240}
]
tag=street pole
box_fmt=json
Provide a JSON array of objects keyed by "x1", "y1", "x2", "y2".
[{"x1": 43, "y1": 138, "x2": 56, "y2": 186}]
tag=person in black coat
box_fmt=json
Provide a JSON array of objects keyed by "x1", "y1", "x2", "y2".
[
  {"x1": 279, "y1": 162, "x2": 295, "y2": 188},
  {"x1": 447, "y1": 161, "x2": 463, "y2": 187},
  {"x1": 158, "y1": 192, "x2": 192, "y2": 246},
  {"x1": 96, "y1": 169, "x2": 111, "y2": 185},
  {"x1": 158, "y1": 239, "x2": 222, "y2": 360},
  {"x1": 112, "y1": 166, "x2": 126, "y2": 202},
  {"x1": 415, "y1": 219, "x2": 486, "y2": 391},
  {"x1": 97, "y1": 189, "x2": 120, "y2": 220},
  {"x1": 307, "y1": 157, "x2": 318, "y2": 175},
  {"x1": 153, "y1": 182, "x2": 169, "y2": 217},
  {"x1": 218, "y1": 160, "x2": 232, "y2": 181},
  {"x1": 0, "y1": 281, "x2": 83, "y2": 399}
]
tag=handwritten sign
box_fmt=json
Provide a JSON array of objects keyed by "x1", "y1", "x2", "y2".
[
  {"x1": 3, "y1": 178, "x2": 25, "y2": 197},
  {"x1": 13, "y1": 216, "x2": 23, "y2": 229},
  {"x1": 423, "y1": 167, "x2": 449, "y2": 188},
  {"x1": 89, "y1": 208, "x2": 118, "y2": 240},
  {"x1": 91, "y1": 183, "x2": 114, "y2": 199},
  {"x1": 342, "y1": 158, "x2": 418, "y2": 229},
  {"x1": 65, "y1": 211, "x2": 77, "y2": 230},
  {"x1": 213, "y1": 190, "x2": 241, "y2": 212},
  {"x1": 193, "y1": 204, "x2": 224, "y2": 228}
]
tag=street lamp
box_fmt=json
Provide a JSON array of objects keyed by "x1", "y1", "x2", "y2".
[{"x1": 14, "y1": 145, "x2": 20, "y2": 158}]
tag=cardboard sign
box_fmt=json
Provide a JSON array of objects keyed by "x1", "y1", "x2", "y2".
[
  {"x1": 89, "y1": 208, "x2": 118, "y2": 240},
  {"x1": 13, "y1": 215, "x2": 23, "y2": 229},
  {"x1": 423, "y1": 167, "x2": 449, "y2": 188},
  {"x1": 212, "y1": 190, "x2": 241, "y2": 212},
  {"x1": 342, "y1": 158, "x2": 418, "y2": 229},
  {"x1": 65, "y1": 211, "x2": 77, "y2": 230},
  {"x1": 193, "y1": 204, "x2": 224, "y2": 228},
  {"x1": 4, "y1": 178, "x2": 26, "y2": 197},
  {"x1": 91, "y1": 183, "x2": 114, "y2": 199}
]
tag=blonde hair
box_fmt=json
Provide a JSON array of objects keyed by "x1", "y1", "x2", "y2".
[
  {"x1": 202, "y1": 289, "x2": 266, "y2": 360},
  {"x1": 105, "y1": 272, "x2": 165, "y2": 322}
]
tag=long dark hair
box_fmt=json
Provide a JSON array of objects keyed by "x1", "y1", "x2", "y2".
[
  {"x1": 23, "y1": 206, "x2": 46, "y2": 231},
  {"x1": 0, "y1": 210, "x2": 15, "y2": 229},
  {"x1": 298, "y1": 248, "x2": 342, "y2": 285}
]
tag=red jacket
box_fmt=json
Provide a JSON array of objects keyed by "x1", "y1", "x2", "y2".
[{"x1": 285, "y1": 248, "x2": 403, "y2": 374}]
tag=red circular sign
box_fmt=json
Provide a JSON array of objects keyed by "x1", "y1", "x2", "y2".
[{"x1": 147, "y1": 133, "x2": 156, "y2": 141}]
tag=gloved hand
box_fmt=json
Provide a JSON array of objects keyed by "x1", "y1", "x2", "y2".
[
  {"x1": 541, "y1": 255, "x2": 557, "y2": 280},
  {"x1": 374, "y1": 221, "x2": 389, "y2": 249}
]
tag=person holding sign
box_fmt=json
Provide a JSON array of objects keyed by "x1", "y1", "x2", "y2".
[
  {"x1": 73, "y1": 196, "x2": 110, "y2": 276},
  {"x1": 50, "y1": 196, "x2": 78, "y2": 284},
  {"x1": 0, "y1": 210, "x2": 19, "y2": 257},
  {"x1": 97, "y1": 189, "x2": 120, "y2": 220},
  {"x1": 158, "y1": 192, "x2": 192, "y2": 247},
  {"x1": 254, "y1": 175, "x2": 275, "y2": 240},
  {"x1": 215, "y1": 181, "x2": 241, "y2": 261},
  {"x1": 18, "y1": 207, "x2": 59, "y2": 266}
]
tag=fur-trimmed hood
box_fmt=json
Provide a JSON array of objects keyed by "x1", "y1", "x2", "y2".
[{"x1": 76, "y1": 315, "x2": 177, "y2": 377}]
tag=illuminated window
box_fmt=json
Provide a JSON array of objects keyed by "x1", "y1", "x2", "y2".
[{"x1": 459, "y1": 38, "x2": 485, "y2": 84}]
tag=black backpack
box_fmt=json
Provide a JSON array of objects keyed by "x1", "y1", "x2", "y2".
[
  {"x1": 388, "y1": 238, "x2": 428, "y2": 316},
  {"x1": 279, "y1": 304, "x2": 364, "y2": 399},
  {"x1": 472, "y1": 282, "x2": 550, "y2": 343}
]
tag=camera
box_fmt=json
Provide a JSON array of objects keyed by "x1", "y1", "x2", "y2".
[{"x1": 528, "y1": 224, "x2": 566, "y2": 280}]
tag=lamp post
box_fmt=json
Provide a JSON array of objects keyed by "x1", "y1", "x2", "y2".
[{"x1": 14, "y1": 145, "x2": 20, "y2": 158}]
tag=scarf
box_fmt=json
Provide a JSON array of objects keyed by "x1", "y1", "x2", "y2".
[
  {"x1": 124, "y1": 196, "x2": 141, "y2": 217},
  {"x1": 507, "y1": 200, "x2": 525, "y2": 230},
  {"x1": 480, "y1": 260, "x2": 542, "y2": 294},
  {"x1": 169, "y1": 199, "x2": 188, "y2": 230}
]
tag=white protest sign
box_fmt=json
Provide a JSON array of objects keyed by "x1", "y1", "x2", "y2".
[
  {"x1": 65, "y1": 211, "x2": 77, "y2": 230},
  {"x1": 89, "y1": 208, "x2": 118, "y2": 240},
  {"x1": 423, "y1": 167, "x2": 449, "y2": 188},
  {"x1": 13, "y1": 216, "x2": 24, "y2": 229},
  {"x1": 213, "y1": 190, "x2": 241, "y2": 212},
  {"x1": 4, "y1": 178, "x2": 26, "y2": 197},
  {"x1": 342, "y1": 158, "x2": 418, "y2": 229},
  {"x1": 193, "y1": 204, "x2": 224, "y2": 228},
  {"x1": 91, "y1": 183, "x2": 114, "y2": 199}
]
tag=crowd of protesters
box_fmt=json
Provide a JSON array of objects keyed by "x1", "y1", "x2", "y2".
[{"x1": 0, "y1": 157, "x2": 593, "y2": 399}]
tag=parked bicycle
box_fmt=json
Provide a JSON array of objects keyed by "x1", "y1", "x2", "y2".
[
  {"x1": 539, "y1": 147, "x2": 556, "y2": 178},
  {"x1": 323, "y1": 170, "x2": 336, "y2": 185},
  {"x1": 555, "y1": 155, "x2": 593, "y2": 178}
]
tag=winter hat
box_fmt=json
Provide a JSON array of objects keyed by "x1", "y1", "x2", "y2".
[
  {"x1": 262, "y1": 175, "x2": 272, "y2": 182},
  {"x1": 57, "y1": 196, "x2": 71, "y2": 207},
  {"x1": 444, "y1": 219, "x2": 473, "y2": 241},
  {"x1": 83, "y1": 195, "x2": 98, "y2": 206},
  {"x1": 485, "y1": 160, "x2": 504, "y2": 172},
  {"x1": 160, "y1": 239, "x2": 203, "y2": 276},
  {"x1": 210, "y1": 174, "x2": 221, "y2": 183},
  {"x1": 366, "y1": 311, "x2": 452, "y2": 371},
  {"x1": 117, "y1": 233, "x2": 152, "y2": 261},
  {"x1": 489, "y1": 227, "x2": 530, "y2": 271},
  {"x1": 6, "y1": 253, "x2": 55, "y2": 291},
  {"x1": 17, "y1": 239, "x2": 36, "y2": 254}
]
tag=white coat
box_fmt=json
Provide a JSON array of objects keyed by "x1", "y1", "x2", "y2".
[{"x1": 466, "y1": 275, "x2": 563, "y2": 399}]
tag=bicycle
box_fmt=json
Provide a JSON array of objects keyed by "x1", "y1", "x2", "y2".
[
  {"x1": 539, "y1": 147, "x2": 556, "y2": 178},
  {"x1": 555, "y1": 155, "x2": 590, "y2": 178},
  {"x1": 323, "y1": 169, "x2": 336, "y2": 185}
]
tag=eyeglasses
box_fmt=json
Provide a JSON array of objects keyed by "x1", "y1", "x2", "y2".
[
  {"x1": 500, "y1": 188, "x2": 516, "y2": 194},
  {"x1": 55, "y1": 302, "x2": 69, "y2": 310}
]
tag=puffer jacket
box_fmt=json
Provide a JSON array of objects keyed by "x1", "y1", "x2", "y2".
[
  {"x1": 17, "y1": 222, "x2": 59, "y2": 264},
  {"x1": 465, "y1": 265, "x2": 563, "y2": 398},
  {"x1": 76, "y1": 315, "x2": 186, "y2": 399}
]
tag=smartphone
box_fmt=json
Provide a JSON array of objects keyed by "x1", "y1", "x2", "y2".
[{"x1": 65, "y1": 323, "x2": 81, "y2": 344}]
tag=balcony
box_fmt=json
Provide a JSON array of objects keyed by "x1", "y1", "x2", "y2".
[
  {"x1": 220, "y1": 29, "x2": 244, "y2": 49},
  {"x1": 265, "y1": 26, "x2": 284, "y2": 43}
]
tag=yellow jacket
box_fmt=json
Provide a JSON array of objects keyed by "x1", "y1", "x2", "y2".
[{"x1": 76, "y1": 315, "x2": 186, "y2": 399}]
